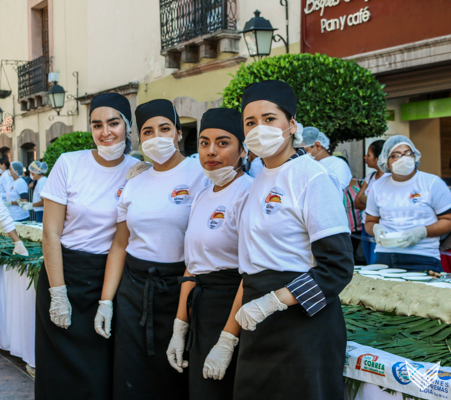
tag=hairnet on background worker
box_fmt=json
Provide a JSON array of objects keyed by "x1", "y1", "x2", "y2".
[{"x1": 377, "y1": 135, "x2": 421, "y2": 173}]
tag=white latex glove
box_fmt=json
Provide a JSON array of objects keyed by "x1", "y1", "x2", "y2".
[
  {"x1": 49, "y1": 285, "x2": 72, "y2": 329},
  {"x1": 94, "y1": 300, "x2": 113, "y2": 339},
  {"x1": 235, "y1": 291, "x2": 288, "y2": 331},
  {"x1": 3, "y1": 200, "x2": 11, "y2": 207},
  {"x1": 166, "y1": 318, "x2": 189, "y2": 373},
  {"x1": 12, "y1": 241, "x2": 28, "y2": 256},
  {"x1": 398, "y1": 226, "x2": 427, "y2": 249},
  {"x1": 203, "y1": 331, "x2": 239, "y2": 380},
  {"x1": 125, "y1": 161, "x2": 152, "y2": 180},
  {"x1": 373, "y1": 224, "x2": 387, "y2": 246},
  {"x1": 20, "y1": 202, "x2": 33, "y2": 211}
]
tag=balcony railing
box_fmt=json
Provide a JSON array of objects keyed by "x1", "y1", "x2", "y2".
[
  {"x1": 160, "y1": 0, "x2": 237, "y2": 50},
  {"x1": 17, "y1": 56, "x2": 51, "y2": 99}
]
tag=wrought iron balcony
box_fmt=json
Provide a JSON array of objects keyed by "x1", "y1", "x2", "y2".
[
  {"x1": 160, "y1": 0, "x2": 237, "y2": 50},
  {"x1": 17, "y1": 56, "x2": 51, "y2": 100}
]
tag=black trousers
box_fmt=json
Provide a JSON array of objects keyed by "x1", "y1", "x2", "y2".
[
  {"x1": 185, "y1": 269, "x2": 241, "y2": 400},
  {"x1": 35, "y1": 246, "x2": 113, "y2": 400},
  {"x1": 234, "y1": 270, "x2": 346, "y2": 400},
  {"x1": 113, "y1": 253, "x2": 189, "y2": 400}
]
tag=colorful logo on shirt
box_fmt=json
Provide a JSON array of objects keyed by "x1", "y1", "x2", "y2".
[
  {"x1": 116, "y1": 185, "x2": 124, "y2": 200},
  {"x1": 208, "y1": 206, "x2": 226, "y2": 230},
  {"x1": 409, "y1": 190, "x2": 422, "y2": 204},
  {"x1": 169, "y1": 185, "x2": 190, "y2": 204},
  {"x1": 262, "y1": 187, "x2": 285, "y2": 215}
]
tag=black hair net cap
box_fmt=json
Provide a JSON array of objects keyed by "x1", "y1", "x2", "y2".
[
  {"x1": 89, "y1": 93, "x2": 132, "y2": 124},
  {"x1": 135, "y1": 99, "x2": 181, "y2": 133},
  {"x1": 241, "y1": 80, "x2": 297, "y2": 118},
  {"x1": 200, "y1": 108, "x2": 244, "y2": 142}
]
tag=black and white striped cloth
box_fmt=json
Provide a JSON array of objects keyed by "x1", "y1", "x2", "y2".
[{"x1": 284, "y1": 147, "x2": 327, "y2": 317}]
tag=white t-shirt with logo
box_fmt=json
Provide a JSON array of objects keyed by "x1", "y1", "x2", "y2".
[
  {"x1": 117, "y1": 157, "x2": 210, "y2": 262},
  {"x1": 366, "y1": 171, "x2": 451, "y2": 260},
  {"x1": 8, "y1": 178, "x2": 30, "y2": 221},
  {"x1": 185, "y1": 174, "x2": 253, "y2": 275},
  {"x1": 319, "y1": 156, "x2": 352, "y2": 191},
  {"x1": 41, "y1": 150, "x2": 138, "y2": 254},
  {"x1": 33, "y1": 176, "x2": 47, "y2": 212},
  {"x1": 239, "y1": 155, "x2": 350, "y2": 275}
]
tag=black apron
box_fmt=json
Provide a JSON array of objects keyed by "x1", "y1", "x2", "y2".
[
  {"x1": 35, "y1": 246, "x2": 113, "y2": 400},
  {"x1": 233, "y1": 270, "x2": 346, "y2": 400},
  {"x1": 181, "y1": 269, "x2": 241, "y2": 400},
  {"x1": 113, "y1": 253, "x2": 188, "y2": 400}
]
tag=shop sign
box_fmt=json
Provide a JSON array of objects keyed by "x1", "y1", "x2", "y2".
[
  {"x1": 0, "y1": 116, "x2": 13, "y2": 134},
  {"x1": 401, "y1": 98, "x2": 451, "y2": 121},
  {"x1": 304, "y1": 0, "x2": 372, "y2": 34}
]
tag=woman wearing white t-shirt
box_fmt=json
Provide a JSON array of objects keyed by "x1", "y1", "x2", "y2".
[
  {"x1": 94, "y1": 99, "x2": 208, "y2": 399},
  {"x1": 5, "y1": 161, "x2": 29, "y2": 221},
  {"x1": 35, "y1": 93, "x2": 138, "y2": 400},
  {"x1": 166, "y1": 108, "x2": 252, "y2": 399},
  {"x1": 355, "y1": 140, "x2": 385, "y2": 264},
  {"x1": 365, "y1": 135, "x2": 451, "y2": 272},
  {"x1": 231, "y1": 80, "x2": 353, "y2": 400},
  {"x1": 20, "y1": 161, "x2": 48, "y2": 222}
]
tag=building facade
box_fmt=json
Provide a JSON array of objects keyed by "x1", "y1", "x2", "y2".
[
  {"x1": 0, "y1": 0, "x2": 300, "y2": 164},
  {"x1": 302, "y1": 0, "x2": 451, "y2": 179}
]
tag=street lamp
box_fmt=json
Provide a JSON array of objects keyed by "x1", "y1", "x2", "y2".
[
  {"x1": 47, "y1": 84, "x2": 66, "y2": 115},
  {"x1": 241, "y1": 10, "x2": 277, "y2": 59},
  {"x1": 241, "y1": 3, "x2": 290, "y2": 60}
]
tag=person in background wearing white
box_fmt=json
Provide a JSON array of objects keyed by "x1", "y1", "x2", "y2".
[
  {"x1": 355, "y1": 140, "x2": 385, "y2": 264},
  {"x1": 20, "y1": 161, "x2": 48, "y2": 223},
  {"x1": 166, "y1": 108, "x2": 252, "y2": 399},
  {"x1": 35, "y1": 93, "x2": 138, "y2": 400},
  {"x1": 302, "y1": 126, "x2": 352, "y2": 191},
  {"x1": 230, "y1": 80, "x2": 353, "y2": 400},
  {"x1": 94, "y1": 99, "x2": 208, "y2": 400},
  {"x1": 365, "y1": 135, "x2": 451, "y2": 272},
  {"x1": 0, "y1": 200, "x2": 28, "y2": 255},
  {"x1": 4, "y1": 161, "x2": 29, "y2": 222},
  {"x1": 244, "y1": 150, "x2": 264, "y2": 177},
  {"x1": 0, "y1": 157, "x2": 11, "y2": 202}
]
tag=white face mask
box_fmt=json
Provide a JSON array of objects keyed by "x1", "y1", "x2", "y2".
[
  {"x1": 142, "y1": 136, "x2": 178, "y2": 165},
  {"x1": 307, "y1": 148, "x2": 325, "y2": 160},
  {"x1": 391, "y1": 156, "x2": 415, "y2": 175},
  {"x1": 97, "y1": 140, "x2": 126, "y2": 161},
  {"x1": 202, "y1": 151, "x2": 244, "y2": 187},
  {"x1": 244, "y1": 124, "x2": 295, "y2": 159}
]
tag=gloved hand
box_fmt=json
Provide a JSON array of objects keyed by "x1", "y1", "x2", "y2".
[
  {"x1": 20, "y1": 202, "x2": 33, "y2": 211},
  {"x1": 49, "y1": 285, "x2": 72, "y2": 329},
  {"x1": 94, "y1": 300, "x2": 113, "y2": 339},
  {"x1": 126, "y1": 161, "x2": 152, "y2": 180},
  {"x1": 166, "y1": 318, "x2": 189, "y2": 373},
  {"x1": 398, "y1": 226, "x2": 427, "y2": 249},
  {"x1": 12, "y1": 241, "x2": 28, "y2": 256},
  {"x1": 203, "y1": 331, "x2": 239, "y2": 380},
  {"x1": 235, "y1": 291, "x2": 288, "y2": 331},
  {"x1": 373, "y1": 224, "x2": 387, "y2": 246},
  {"x1": 3, "y1": 200, "x2": 11, "y2": 207}
]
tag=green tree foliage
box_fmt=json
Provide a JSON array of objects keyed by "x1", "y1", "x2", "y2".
[
  {"x1": 222, "y1": 53, "x2": 388, "y2": 151},
  {"x1": 42, "y1": 131, "x2": 95, "y2": 174}
]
